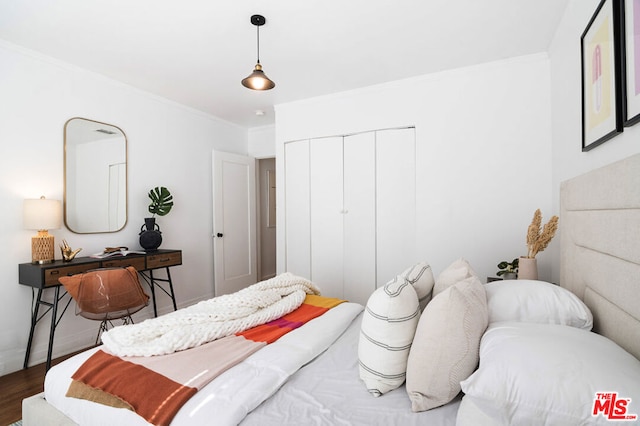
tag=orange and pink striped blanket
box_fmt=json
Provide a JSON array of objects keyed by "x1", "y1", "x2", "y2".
[{"x1": 66, "y1": 294, "x2": 344, "y2": 426}]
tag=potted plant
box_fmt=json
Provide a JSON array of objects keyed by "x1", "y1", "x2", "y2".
[
  {"x1": 140, "y1": 186, "x2": 173, "y2": 251},
  {"x1": 496, "y1": 258, "x2": 519, "y2": 280},
  {"x1": 519, "y1": 209, "x2": 559, "y2": 280}
]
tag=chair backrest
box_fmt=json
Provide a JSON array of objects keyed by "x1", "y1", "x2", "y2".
[{"x1": 59, "y1": 266, "x2": 149, "y2": 321}]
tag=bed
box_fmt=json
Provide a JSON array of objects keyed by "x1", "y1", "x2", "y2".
[{"x1": 23, "y1": 153, "x2": 640, "y2": 425}]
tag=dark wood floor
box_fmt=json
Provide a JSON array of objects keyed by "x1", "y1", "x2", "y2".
[{"x1": 0, "y1": 352, "x2": 81, "y2": 425}]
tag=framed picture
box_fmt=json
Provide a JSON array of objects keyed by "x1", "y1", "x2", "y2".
[
  {"x1": 581, "y1": 0, "x2": 624, "y2": 151},
  {"x1": 623, "y1": 0, "x2": 640, "y2": 125}
]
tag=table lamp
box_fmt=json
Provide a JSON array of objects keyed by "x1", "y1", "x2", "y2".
[{"x1": 24, "y1": 196, "x2": 62, "y2": 264}]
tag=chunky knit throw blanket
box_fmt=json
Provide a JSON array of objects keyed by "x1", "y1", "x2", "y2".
[{"x1": 101, "y1": 272, "x2": 321, "y2": 357}]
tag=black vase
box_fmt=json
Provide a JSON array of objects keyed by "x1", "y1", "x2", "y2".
[{"x1": 139, "y1": 217, "x2": 162, "y2": 251}]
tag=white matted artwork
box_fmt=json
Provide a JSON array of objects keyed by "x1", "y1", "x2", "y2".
[{"x1": 581, "y1": 0, "x2": 623, "y2": 151}]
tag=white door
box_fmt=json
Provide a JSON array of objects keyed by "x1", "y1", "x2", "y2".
[
  {"x1": 282, "y1": 128, "x2": 416, "y2": 303},
  {"x1": 343, "y1": 132, "x2": 376, "y2": 304},
  {"x1": 376, "y1": 128, "x2": 416, "y2": 286},
  {"x1": 310, "y1": 136, "x2": 344, "y2": 298},
  {"x1": 284, "y1": 140, "x2": 311, "y2": 278},
  {"x1": 212, "y1": 150, "x2": 257, "y2": 296}
]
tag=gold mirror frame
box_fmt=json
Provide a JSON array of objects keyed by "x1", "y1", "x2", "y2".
[{"x1": 64, "y1": 117, "x2": 128, "y2": 233}]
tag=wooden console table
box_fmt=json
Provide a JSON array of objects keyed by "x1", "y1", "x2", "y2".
[{"x1": 18, "y1": 249, "x2": 182, "y2": 371}]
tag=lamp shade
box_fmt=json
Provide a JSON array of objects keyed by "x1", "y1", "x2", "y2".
[
  {"x1": 23, "y1": 197, "x2": 62, "y2": 230},
  {"x1": 241, "y1": 63, "x2": 276, "y2": 90}
]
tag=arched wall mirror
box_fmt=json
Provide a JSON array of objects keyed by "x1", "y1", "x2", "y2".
[{"x1": 64, "y1": 117, "x2": 127, "y2": 233}]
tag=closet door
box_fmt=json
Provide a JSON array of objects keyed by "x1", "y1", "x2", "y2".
[
  {"x1": 284, "y1": 140, "x2": 311, "y2": 278},
  {"x1": 309, "y1": 137, "x2": 344, "y2": 298},
  {"x1": 343, "y1": 132, "x2": 376, "y2": 304},
  {"x1": 376, "y1": 128, "x2": 416, "y2": 286}
]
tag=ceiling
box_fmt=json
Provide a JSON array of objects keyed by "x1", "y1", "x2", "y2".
[{"x1": 0, "y1": 0, "x2": 569, "y2": 128}]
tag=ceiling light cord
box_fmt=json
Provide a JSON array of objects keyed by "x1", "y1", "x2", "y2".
[{"x1": 256, "y1": 24, "x2": 260, "y2": 64}]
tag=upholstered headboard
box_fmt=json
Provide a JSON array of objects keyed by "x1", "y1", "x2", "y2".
[{"x1": 560, "y1": 153, "x2": 640, "y2": 360}]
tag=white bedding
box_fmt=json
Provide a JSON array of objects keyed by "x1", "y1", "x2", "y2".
[
  {"x1": 44, "y1": 302, "x2": 363, "y2": 425},
  {"x1": 44, "y1": 300, "x2": 460, "y2": 425},
  {"x1": 241, "y1": 313, "x2": 460, "y2": 425}
]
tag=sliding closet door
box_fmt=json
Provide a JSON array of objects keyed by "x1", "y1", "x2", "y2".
[
  {"x1": 284, "y1": 128, "x2": 416, "y2": 300},
  {"x1": 309, "y1": 137, "x2": 344, "y2": 298},
  {"x1": 284, "y1": 140, "x2": 311, "y2": 278},
  {"x1": 343, "y1": 132, "x2": 376, "y2": 304},
  {"x1": 376, "y1": 128, "x2": 416, "y2": 286}
]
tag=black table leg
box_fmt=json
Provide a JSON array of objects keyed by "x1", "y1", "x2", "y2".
[
  {"x1": 138, "y1": 267, "x2": 178, "y2": 317},
  {"x1": 149, "y1": 269, "x2": 158, "y2": 317},
  {"x1": 166, "y1": 267, "x2": 177, "y2": 311},
  {"x1": 23, "y1": 288, "x2": 43, "y2": 369},
  {"x1": 45, "y1": 286, "x2": 60, "y2": 371}
]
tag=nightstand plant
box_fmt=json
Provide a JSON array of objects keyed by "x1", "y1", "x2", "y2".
[{"x1": 497, "y1": 258, "x2": 519, "y2": 280}]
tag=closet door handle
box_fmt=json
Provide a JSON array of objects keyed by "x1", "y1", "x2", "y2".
[{"x1": 216, "y1": 233, "x2": 224, "y2": 238}]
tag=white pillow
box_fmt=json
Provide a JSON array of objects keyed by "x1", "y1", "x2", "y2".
[
  {"x1": 358, "y1": 276, "x2": 420, "y2": 396},
  {"x1": 406, "y1": 276, "x2": 488, "y2": 412},
  {"x1": 485, "y1": 279, "x2": 593, "y2": 330},
  {"x1": 433, "y1": 258, "x2": 477, "y2": 296},
  {"x1": 398, "y1": 262, "x2": 435, "y2": 310},
  {"x1": 460, "y1": 322, "x2": 640, "y2": 425}
]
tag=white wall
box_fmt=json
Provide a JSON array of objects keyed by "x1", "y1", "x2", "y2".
[
  {"x1": 248, "y1": 125, "x2": 276, "y2": 158},
  {"x1": 549, "y1": 0, "x2": 640, "y2": 205},
  {"x1": 275, "y1": 53, "x2": 555, "y2": 287},
  {"x1": 0, "y1": 41, "x2": 248, "y2": 375}
]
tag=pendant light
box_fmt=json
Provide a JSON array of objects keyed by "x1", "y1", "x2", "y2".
[{"x1": 241, "y1": 14, "x2": 276, "y2": 90}]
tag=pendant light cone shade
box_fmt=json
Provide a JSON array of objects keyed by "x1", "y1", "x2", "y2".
[
  {"x1": 242, "y1": 63, "x2": 275, "y2": 90},
  {"x1": 242, "y1": 15, "x2": 275, "y2": 90},
  {"x1": 23, "y1": 196, "x2": 62, "y2": 264}
]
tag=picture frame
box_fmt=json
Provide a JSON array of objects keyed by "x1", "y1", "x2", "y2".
[
  {"x1": 622, "y1": 0, "x2": 640, "y2": 126},
  {"x1": 581, "y1": 0, "x2": 624, "y2": 151}
]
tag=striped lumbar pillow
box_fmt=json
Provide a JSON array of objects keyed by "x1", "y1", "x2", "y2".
[
  {"x1": 358, "y1": 276, "x2": 420, "y2": 396},
  {"x1": 398, "y1": 262, "x2": 435, "y2": 311}
]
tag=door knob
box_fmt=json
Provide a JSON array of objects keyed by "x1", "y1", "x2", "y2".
[{"x1": 216, "y1": 233, "x2": 223, "y2": 238}]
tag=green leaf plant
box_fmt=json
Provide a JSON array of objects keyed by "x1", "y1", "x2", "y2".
[
  {"x1": 148, "y1": 186, "x2": 174, "y2": 217},
  {"x1": 497, "y1": 258, "x2": 519, "y2": 277}
]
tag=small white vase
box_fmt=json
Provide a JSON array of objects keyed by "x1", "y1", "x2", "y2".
[{"x1": 518, "y1": 257, "x2": 538, "y2": 280}]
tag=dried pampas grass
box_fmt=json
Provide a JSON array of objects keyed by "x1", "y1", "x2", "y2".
[{"x1": 526, "y1": 209, "x2": 558, "y2": 258}]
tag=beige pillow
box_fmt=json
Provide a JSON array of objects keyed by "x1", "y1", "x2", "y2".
[
  {"x1": 433, "y1": 258, "x2": 477, "y2": 296},
  {"x1": 358, "y1": 277, "x2": 420, "y2": 396},
  {"x1": 398, "y1": 262, "x2": 435, "y2": 310},
  {"x1": 405, "y1": 276, "x2": 488, "y2": 411}
]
